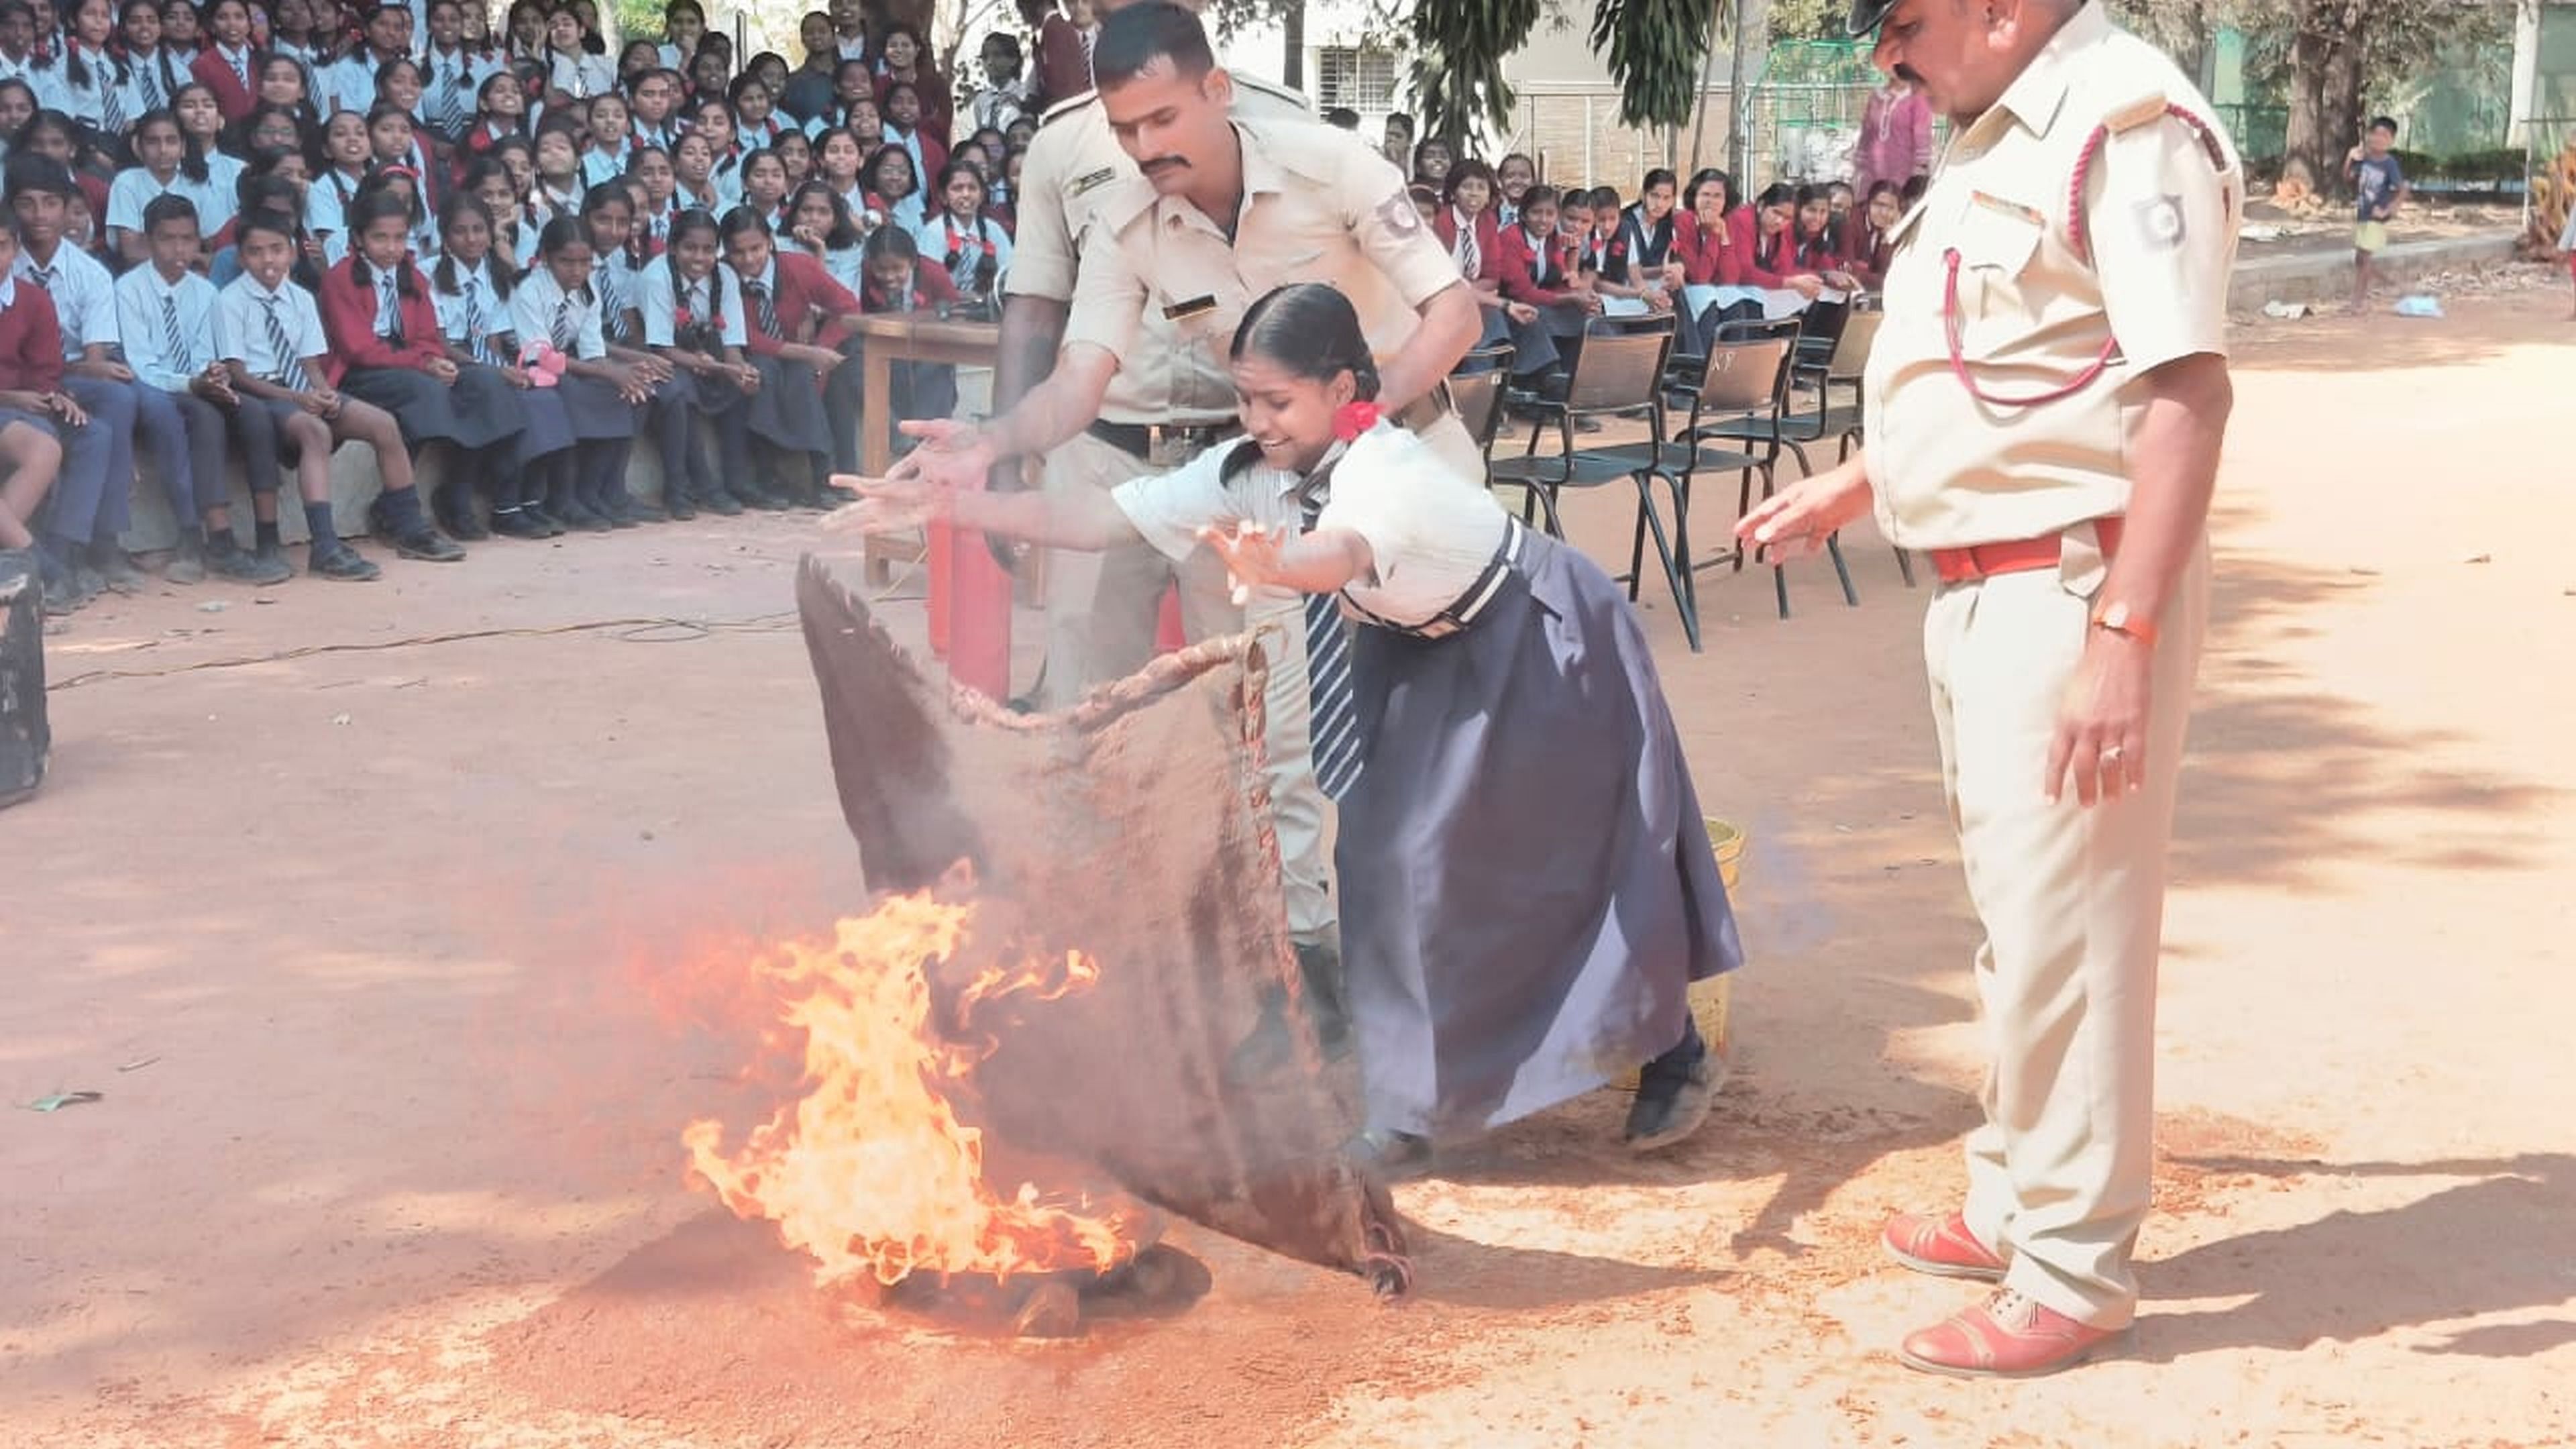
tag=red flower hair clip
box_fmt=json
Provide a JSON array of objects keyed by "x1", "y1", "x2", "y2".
[{"x1": 1332, "y1": 400, "x2": 1381, "y2": 442}]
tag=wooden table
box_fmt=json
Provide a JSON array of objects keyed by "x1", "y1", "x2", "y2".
[{"x1": 849, "y1": 313, "x2": 1012, "y2": 700}]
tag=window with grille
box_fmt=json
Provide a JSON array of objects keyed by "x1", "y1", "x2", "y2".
[{"x1": 1316, "y1": 46, "x2": 1397, "y2": 114}]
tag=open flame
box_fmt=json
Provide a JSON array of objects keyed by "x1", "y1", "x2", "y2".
[{"x1": 682, "y1": 884, "x2": 1138, "y2": 1291}]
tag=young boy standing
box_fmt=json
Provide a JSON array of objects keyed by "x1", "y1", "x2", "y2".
[
  {"x1": 112, "y1": 195, "x2": 292, "y2": 585},
  {"x1": 2346, "y1": 117, "x2": 2408, "y2": 307}
]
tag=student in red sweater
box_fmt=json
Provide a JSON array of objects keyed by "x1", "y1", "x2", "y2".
[
  {"x1": 0, "y1": 215, "x2": 66, "y2": 582},
  {"x1": 1729, "y1": 182, "x2": 1831, "y2": 300},
  {"x1": 718, "y1": 203, "x2": 863, "y2": 504},
  {"x1": 1494, "y1": 183, "x2": 1597, "y2": 392},
  {"x1": 855, "y1": 223, "x2": 957, "y2": 459},
  {"x1": 1434, "y1": 158, "x2": 1558, "y2": 386},
  {"x1": 317, "y1": 186, "x2": 518, "y2": 551},
  {"x1": 187, "y1": 0, "x2": 262, "y2": 121},
  {"x1": 1842, "y1": 179, "x2": 1902, "y2": 292}
]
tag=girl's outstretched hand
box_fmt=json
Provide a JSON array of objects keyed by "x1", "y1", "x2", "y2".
[
  {"x1": 1198, "y1": 519, "x2": 1286, "y2": 605},
  {"x1": 819, "y1": 473, "x2": 945, "y2": 535}
]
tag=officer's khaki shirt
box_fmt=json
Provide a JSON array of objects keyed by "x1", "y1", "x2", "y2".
[
  {"x1": 1007, "y1": 76, "x2": 1309, "y2": 426},
  {"x1": 1060, "y1": 117, "x2": 1466, "y2": 411},
  {"x1": 1864, "y1": 1, "x2": 2241, "y2": 550}
]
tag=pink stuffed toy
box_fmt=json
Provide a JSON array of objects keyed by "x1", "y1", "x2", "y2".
[{"x1": 517, "y1": 339, "x2": 566, "y2": 387}]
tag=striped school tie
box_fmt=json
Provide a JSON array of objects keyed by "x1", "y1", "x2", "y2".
[
  {"x1": 160, "y1": 292, "x2": 186, "y2": 372},
  {"x1": 263, "y1": 297, "x2": 310, "y2": 390},
  {"x1": 140, "y1": 61, "x2": 162, "y2": 109},
  {"x1": 550, "y1": 297, "x2": 575, "y2": 352},
  {"x1": 99, "y1": 58, "x2": 126, "y2": 133},
  {"x1": 744, "y1": 278, "x2": 777, "y2": 339},
  {"x1": 597, "y1": 266, "x2": 630, "y2": 343},
  {"x1": 460, "y1": 276, "x2": 492, "y2": 364},
  {"x1": 1299, "y1": 486, "x2": 1362, "y2": 800}
]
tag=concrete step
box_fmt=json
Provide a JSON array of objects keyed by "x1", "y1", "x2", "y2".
[{"x1": 2226, "y1": 232, "x2": 2518, "y2": 311}]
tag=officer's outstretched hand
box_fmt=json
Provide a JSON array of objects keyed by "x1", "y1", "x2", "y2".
[
  {"x1": 888, "y1": 419, "x2": 998, "y2": 492},
  {"x1": 818, "y1": 473, "x2": 945, "y2": 535},
  {"x1": 1735, "y1": 461, "x2": 1872, "y2": 561}
]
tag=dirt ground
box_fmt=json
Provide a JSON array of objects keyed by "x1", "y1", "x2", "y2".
[{"x1": 8, "y1": 283, "x2": 2576, "y2": 1449}]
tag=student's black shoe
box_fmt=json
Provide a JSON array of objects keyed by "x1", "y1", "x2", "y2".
[
  {"x1": 39, "y1": 567, "x2": 82, "y2": 615},
  {"x1": 434, "y1": 488, "x2": 488, "y2": 541},
  {"x1": 211, "y1": 544, "x2": 292, "y2": 585},
  {"x1": 612, "y1": 493, "x2": 667, "y2": 524},
  {"x1": 694, "y1": 486, "x2": 743, "y2": 517},
  {"x1": 488, "y1": 507, "x2": 551, "y2": 539},
  {"x1": 308, "y1": 539, "x2": 382, "y2": 582},
  {"x1": 661, "y1": 490, "x2": 697, "y2": 521},
  {"x1": 164, "y1": 537, "x2": 207, "y2": 585},
  {"x1": 519, "y1": 504, "x2": 567, "y2": 537},
  {"x1": 1622, "y1": 1055, "x2": 1719, "y2": 1153},
  {"x1": 737, "y1": 483, "x2": 792, "y2": 512},
  {"x1": 392, "y1": 527, "x2": 466, "y2": 563},
  {"x1": 551, "y1": 498, "x2": 612, "y2": 533},
  {"x1": 90, "y1": 547, "x2": 147, "y2": 594}
]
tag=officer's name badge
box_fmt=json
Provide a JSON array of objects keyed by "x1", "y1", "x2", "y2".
[
  {"x1": 1071, "y1": 167, "x2": 1116, "y2": 197},
  {"x1": 1968, "y1": 191, "x2": 2046, "y2": 227},
  {"x1": 1163, "y1": 295, "x2": 1219, "y2": 321}
]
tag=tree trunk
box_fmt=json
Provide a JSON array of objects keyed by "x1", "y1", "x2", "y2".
[
  {"x1": 1281, "y1": 0, "x2": 1304, "y2": 90},
  {"x1": 2283, "y1": 0, "x2": 2367, "y2": 199},
  {"x1": 1726, "y1": 0, "x2": 1770, "y2": 185}
]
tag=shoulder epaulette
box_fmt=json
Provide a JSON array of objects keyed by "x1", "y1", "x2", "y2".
[
  {"x1": 2102, "y1": 90, "x2": 2171, "y2": 133},
  {"x1": 1038, "y1": 90, "x2": 1097, "y2": 127},
  {"x1": 1232, "y1": 73, "x2": 1312, "y2": 113}
]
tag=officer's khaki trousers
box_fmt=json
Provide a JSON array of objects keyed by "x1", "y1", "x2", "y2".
[
  {"x1": 1923, "y1": 532, "x2": 2209, "y2": 1330},
  {"x1": 1038, "y1": 429, "x2": 1336, "y2": 945}
]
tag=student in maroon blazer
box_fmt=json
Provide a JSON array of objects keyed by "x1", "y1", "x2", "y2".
[
  {"x1": 1433, "y1": 159, "x2": 1558, "y2": 386},
  {"x1": 1729, "y1": 184, "x2": 1828, "y2": 298},
  {"x1": 188, "y1": 0, "x2": 263, "y2": 122},
  {"x1": 1843, "y1": 179, "x2": 1903, "y2": 292},
  {"x1": 718, "y1": 204, "x2": 863, "y2": 503},
  {"x1": 855, "y1": 225, "x2": 959, "y2": 460}
]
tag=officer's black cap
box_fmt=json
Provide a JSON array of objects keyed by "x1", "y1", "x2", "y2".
[{"x1": 1847, "y1": 0, "x2": 1898, "y2": 36}]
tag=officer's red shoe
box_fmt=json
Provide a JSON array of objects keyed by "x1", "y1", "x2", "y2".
[
  {"x1": 1882, "y1": 1211, "x2": 2008, "y2": 1281},
  {"x1": 1897, "y1": 1289, "x2": 2129, "y2": 1379}
]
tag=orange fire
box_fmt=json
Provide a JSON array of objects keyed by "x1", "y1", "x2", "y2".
[{"x1": 682, "y1": 884, "x2": 1138, "y2": 1291}]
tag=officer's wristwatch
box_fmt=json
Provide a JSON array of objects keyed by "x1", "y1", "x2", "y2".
[{"x1": 2091, "y1": 600, "x2": 2157, "y2": 649}]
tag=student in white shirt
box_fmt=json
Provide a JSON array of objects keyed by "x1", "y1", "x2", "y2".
[
  {"x1": 427, "y1": 191, "x2": 574, "y2": 538},
  {"x1": 114, "y1": 193, "x2": 292, "y2": 584},
  {"x1": 582, "y1": 182, "x2": 721, "y2": 520},
  {"x1": 912, "y1": 158, "x2": 1010, "y2": 304},
  {"x1": 638, "y1": 205, "x2": 761, "y2": 513},
  {"x1": 860, "y1": 142, "x2": 925, "y2": 233},
  {"x1": 107, "y1": 110, "x2": 227, "y2": 266},
  {"x1": 578, "y1": 91, "x2": 636, "y2": 187},
  {"x1": 217, "y1": 209, "x2": 427, "y2": 580},
  {"x1": 538, "y1": 5, "x2": 614, "y2": 103},
  {"x1": 844, "y1": 281, "x2": 1741, "y2": 1169},
  {"x1": 154, "y1": 0, "x2": 200, "y2": 68},
  {"x1": 321, "y1": 3, "x2": 415, "y2": 119},
  {"x1": 114, "y1": 0, "x2": 186, "y2": 113},
  {"x1": 416, "y1": 0, "x2": 500, "y2": 145},
  {"x1": 653, "y1": 0, "x2": 704, "y2": 70},
  {"x1": 41, "y1": 0, "x2": 129, "y2": 133},
  {"x1": 305, "y1": 108, "x2": 374, "y2": 261},
  {"x1": 510, "y1": 212, "x2": 649, "y2": 529}
]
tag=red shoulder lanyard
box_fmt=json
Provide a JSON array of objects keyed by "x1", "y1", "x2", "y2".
[{"x1": 1940, "y1": 102, "x2": 2229, "y2": 409}]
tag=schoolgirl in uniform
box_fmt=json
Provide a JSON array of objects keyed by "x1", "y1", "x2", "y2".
[
  {"x1": 716, "y1": 203, "x2": 857, "y2": 504},
  {"x1": 579, "y1": 179, "x2": 694, "y2": 519},
  {"x1": 304, "y1": 105, "x2": 371, "y2": 256},
  {"x1": 537, "y1": 3, "x2": 614, "y2": 105},
  {"x1": 156, "y1": 0, "x2": 202, "y2": 69},
  {"x1": 168, "y1": 81, "x2": 244, "y2": 211},
  {"x1": 669, "y1": 127, "x2": 722, "y2": 215},
  {"x1": 107, "y1": 108, "x2": 224, "y2": 264},
  {"x1": 782, "y1": 178, "x2": 861, "y2": 290},
  {"x1": 427, "y1": 191, "x2": 572, "y2": 537},
  {"x1": 855, "y1": 224, "x2": 957, "y2": 451},
  {"x1": 861, "y1": 142, "x2": 923, "y2": 232},
  {"x1": 735, "y1": 145, "x2": 786, "y2": 226},
  {"x1": 637, "y1": 205, "x2": 755, "y2": 513},
  {"x1": 769, "y1": 127, "x2": 811, "y2": 191},
  {"x1": 912, "y1": 157, "x2": 1008, "y2": 308},
  {"x1": 463, "y1": 152, "x2": 537, "y2": 269},
  {"x1": 187, "y1": 0, "x2": 262, "y2": 123},
  {"x1": 227, "y1": 103, "x2": 313, "y2": 168},
  {"x1": 877, "y1": 80, "x2": 946, "y2": 187},
  {"x1": 252, "y1": 55, "x2": 317, "y2": 123},
  {"x1": 578, "y1": 88, "x2": 632, "y2": 185},
  {"x1": 726, "y1": 71, "x2": 786, "y2": 150},
  {"x1": 511, "y1": 213, "x2": 652, "y2": 527},
  {"x1": 628, "y1": 143, "x2": 678, "y2": 252},
  {"x1": 320, "y1": 191, "x2": 527, "y2": 539},
  {"x1": 454, "y1": 68, "x2": 527, "y2": 184},
  {"x1": 845, "y1": 282, "x2": 1741, "y2": 1171},
  {"x1": 44, "y1": 0, "x2": 127, "y2": 136},
  {"x1": 115, "y1": 0, "x2": 187, "y2": 114},
  {"x1": 1844, "y1": 180, "x2": 1901, "y2": 292},
  {"x1": 690, "y1": 93, "x2": 742, "y2": 204},
  {"x1": 366, "y1": 102, "x2": 439, "y2": 208},
  {"x1": 812, "y1": 125, "x2": 866, "y2": 220},
  {"x1": 527, "y1": 115, "x2": 583, "y2": 224}
]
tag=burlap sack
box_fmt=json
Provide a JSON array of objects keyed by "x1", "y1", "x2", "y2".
[{"x1": 796, "y1": 556, "x2": 1407, "y2": 1291}]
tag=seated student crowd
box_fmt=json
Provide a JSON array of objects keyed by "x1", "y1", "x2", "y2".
[
  {"x1": 0, "y1": 0, "x2": 1080, "y2": 619},
  {"x1": 1399, "y1": 136, "x2": 1923, "y2": 404}
]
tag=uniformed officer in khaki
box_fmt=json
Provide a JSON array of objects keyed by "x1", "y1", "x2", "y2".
[
  {"x1": 1002, "y1": 0, "x2": 1310, "y2": 719},
  {"x1": 1741, "y1": 0, "x2": 2239, "y2": 1379}
]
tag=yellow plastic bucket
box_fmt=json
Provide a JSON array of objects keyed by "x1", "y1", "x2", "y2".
[{"x1": 1615, "y1": 818, "x2": 1743, "y2": 1091}]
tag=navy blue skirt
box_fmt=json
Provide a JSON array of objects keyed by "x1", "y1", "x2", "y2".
[
  {"x1": 340, "y1": 363, "x2": 525, "y2": 451},
  {"x1": 744, "y1": 353, "x2": 832, "y2": 454},
  {"x1": 515, "y1": 386, "x2": 576, "y2": 464},
  {"x1": 555, "y1": 374, "x2": 635, "y2": 441},
  {"x1": 1337, "y1": 527, "x2": 1743, "y2": 1138}
]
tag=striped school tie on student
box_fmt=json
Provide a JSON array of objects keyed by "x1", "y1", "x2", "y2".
[
  {"x1": 461, "y1": 276, "x2": 493, "y2": 364},
  {"x1": 551, "y1": 297, "x2": 574, "y2": 352},
  {"x1": 263, "y1": 297, "x2": 310, "y2": 390},
  {"x1": 744, "y1": 278, "x2": 777, "y2": 338},
  {"x1": 1299, "y1": 486, "x2": 1363, "y2": 800},
  {"x1": 140, "y1": 63, "x2": 161, "y2": 109},
  {"x1": 99, "y1": 60, "x2": 126, "y2": 133},
  {"x1": 160, "y1": 292, "x2": 185, "y2": 370}
]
